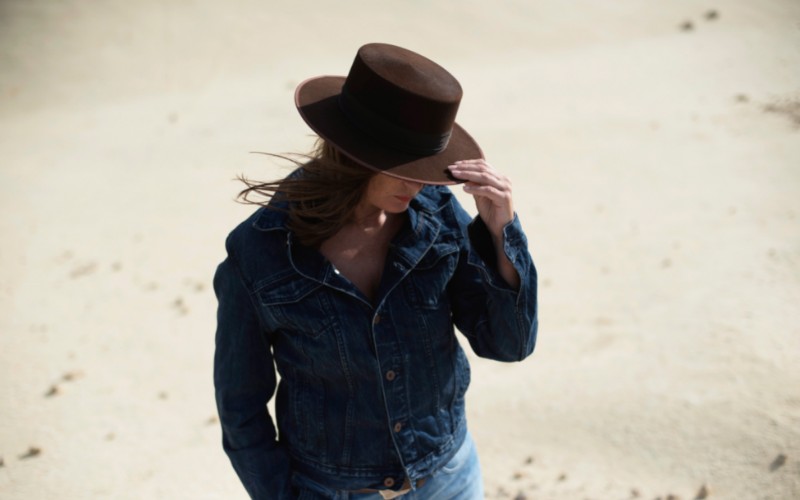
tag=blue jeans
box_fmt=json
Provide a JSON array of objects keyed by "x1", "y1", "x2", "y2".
[{"x1": 294, "y1": 433, "x2": 484, "y2": 500}]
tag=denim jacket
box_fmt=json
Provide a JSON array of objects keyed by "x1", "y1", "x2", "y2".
[{"x1": 213, "y1": 185, "x2": 538, "y2": 499}]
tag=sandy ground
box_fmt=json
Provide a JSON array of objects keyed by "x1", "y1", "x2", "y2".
[{"x1": 1, "y1": 1, "x2": 799, "y2": 499}]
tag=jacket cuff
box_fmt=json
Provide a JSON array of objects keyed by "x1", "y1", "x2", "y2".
[{"x1": 466, "y1": 213, "x2": 530, "y2": 291}]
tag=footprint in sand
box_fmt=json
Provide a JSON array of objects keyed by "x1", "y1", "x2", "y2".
[
  {"x1": 69, "y1": 261, "x2": 98, "y2": 279},
  {"x1": 182, "y1": 278, "x2": 206, "y2": 293},
  {"x1": 172, "y1": 297, "x2": 189, "y2": 315},
  {"x1": 763, "y1": 98, "x2": 800, "y2": 127},
  {"x1": 44, "y1": 370, "x2": 86, "y2": 397}
]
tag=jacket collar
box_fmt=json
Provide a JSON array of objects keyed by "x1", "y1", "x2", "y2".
[{"x1": 250, "y1": 186, "x2": 453, "y2": 304}]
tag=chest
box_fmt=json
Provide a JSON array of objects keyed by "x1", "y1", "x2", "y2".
[{"x1": 319, "y1": 227, "x2": 397, "y2": 302}]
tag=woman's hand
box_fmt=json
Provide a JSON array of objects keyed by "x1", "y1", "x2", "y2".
[
  {"x1": 448, "y1": 159, "x2": 520, "y2": 289},
  {"x1": 447, "y1": 159, "x2": 514, "y2": 238}
]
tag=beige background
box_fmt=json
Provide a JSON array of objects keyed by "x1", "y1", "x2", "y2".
[{"x1": 1, "y1": 1, "x2": 799, "y2": 498}]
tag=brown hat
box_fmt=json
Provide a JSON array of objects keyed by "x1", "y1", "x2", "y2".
[{"x1": 294, "y1": 43, "x2": 483, "y2": 185}]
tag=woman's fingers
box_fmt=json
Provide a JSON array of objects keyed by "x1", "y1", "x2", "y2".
[
  {"x1": 448, "y1": 159, "x2": 515, "y2": 233},
  {"x1": 448, "y1": 160, "x2": 507, "y2": 188},
  {"x1": 449, "y1": 160, "x2": 511, "y2": 201}
]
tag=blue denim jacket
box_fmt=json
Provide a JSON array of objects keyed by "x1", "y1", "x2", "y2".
[{"x1": 214, "y1": 185, "x2": 538, "y2": 499}]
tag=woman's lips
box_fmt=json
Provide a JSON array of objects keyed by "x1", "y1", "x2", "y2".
[{"x1": 395, "y1": 195, "x2": 412, "y2": 203}]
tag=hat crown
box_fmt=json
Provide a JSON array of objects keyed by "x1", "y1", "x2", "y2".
[
  {"x1": 340, "y1": 43, "x2": 463, "y2": 154},
  {"x1": 358, "y1": 43, "x2": 462, "y2": 103}
]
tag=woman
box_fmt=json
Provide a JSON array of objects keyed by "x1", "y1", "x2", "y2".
[{"x1": 214, "y1": 43, "x2": 538, "y2": 499}]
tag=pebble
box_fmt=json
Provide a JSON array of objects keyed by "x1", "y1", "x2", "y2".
[
  {"x1": 62, "y1": 370, "x2": 85, "y2": 382},
  {"x1": 19, "y1": 446, "x2": 41, "y2": 459},
  {"x1": 769, "y1": 453, "x2": 787, "y2": 471},
  {"x1": 695, "y1": 484, "x2": 710, "y2": 499}
]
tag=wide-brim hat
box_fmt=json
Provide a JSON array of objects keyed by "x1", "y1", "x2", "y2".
[{"x1": 295, "y1": 43, "x2": 483, "y2": 185}]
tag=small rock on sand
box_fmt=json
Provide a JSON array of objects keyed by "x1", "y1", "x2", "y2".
[
  {"x1": 694, "y1": 484, "x2": 710, "y2": 499},
  {"x1": 19, "y1": 446, "x2": 41, "y2": 459},
  {"x1": 62, "y1": 370, "x2": 85, "y2": 382},
  {"x1": 769, "y1": 453, "x2": 787, "y2": 471}
]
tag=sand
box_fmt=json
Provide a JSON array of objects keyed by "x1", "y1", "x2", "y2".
[{"x1": 1, "y1": 1, "x2": 799, "y2": 498}]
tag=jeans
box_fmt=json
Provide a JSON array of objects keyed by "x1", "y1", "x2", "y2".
[{"x1": 294, "y1": 433, "x2": 484, "y2": 500}]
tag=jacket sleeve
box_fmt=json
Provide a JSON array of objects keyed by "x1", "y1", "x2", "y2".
[
  {"x1": 447, "y1": 198, "x2": 539, "y2": 362},
  {"x1": 213, "y1": 247, "x2": 293, "y2": 500}
]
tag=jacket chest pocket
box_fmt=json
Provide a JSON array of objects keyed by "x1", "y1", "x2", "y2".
[
  {"x1": 405, "y1": 242, "x2": 460, "y2": 310},
  {"x1": 254, "y1": 273, "x2": 333, "y2": 339}
]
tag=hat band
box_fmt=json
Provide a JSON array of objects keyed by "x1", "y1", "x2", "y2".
[{"x1": 339, "y1": 86, "x2": 451, "y2": 156}]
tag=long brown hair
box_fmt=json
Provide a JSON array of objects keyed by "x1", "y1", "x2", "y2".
[{"x1": 237, "y1": 138, "x2": 374, "y2": 248}]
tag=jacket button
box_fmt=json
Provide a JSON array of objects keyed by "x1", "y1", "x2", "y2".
[
  {"x1": 393, "y1": 422, "x2": 403, "y2": 433},
  {"x1": 383, "y1": 477, "x2": 395, "y2": 488},
  {"x1": 385, "y1": 370, "x2": 396, "y2": 381}
]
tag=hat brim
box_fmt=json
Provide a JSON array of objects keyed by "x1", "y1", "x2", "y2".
[{"x1": 295, "y1": 76, "x2": 484, "y2": 185}]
